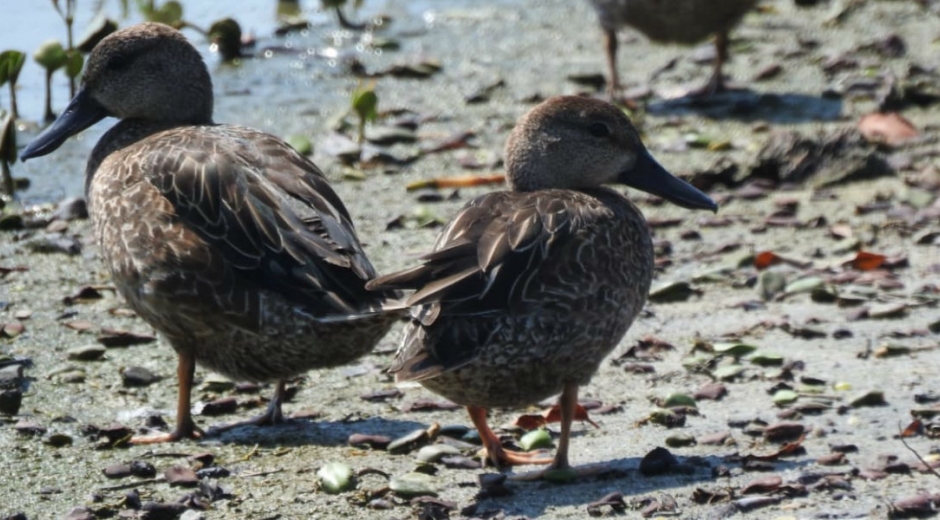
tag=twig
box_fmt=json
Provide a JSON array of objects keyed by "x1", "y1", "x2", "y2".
[
  {"x1": 898, "y1": 422, "x2": 940, "y2": 481},
  {"x1": 98, "y1": 476, "x2": 165, "y2": 492},
  {"x1": 238, "y1": 469, "x2": 285, "y2": 478}
]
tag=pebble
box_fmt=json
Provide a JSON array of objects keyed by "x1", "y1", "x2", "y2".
[
  {"x1": 66, "y1": 345, "x2": 106, "y2": 361},
  {"x1": 121, "y1": 366, "x2": 160, "y2": 387},
  {"x1": 164, "y1": 466, "x2": 199, "y2": 487},
  {"x1": 387, "y1": 428, "x2": 430, "y2": 454}
]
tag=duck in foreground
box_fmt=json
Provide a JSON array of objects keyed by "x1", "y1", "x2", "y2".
[
  {"x1": 22, "y1": 22, "x2": 399, "y2": 443},
  {"x1": 367, "y1": 96, "x2": 717, "y2": 478},
  {"x1": 587, "y1": 0, "x2": 757, "y2": 97}
]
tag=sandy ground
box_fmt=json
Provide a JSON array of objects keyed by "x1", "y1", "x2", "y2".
[{"x1": 2, "y1": 0, "x2": 940, "y2": 518}]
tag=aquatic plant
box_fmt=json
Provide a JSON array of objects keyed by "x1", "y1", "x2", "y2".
[
  {"x1": 0, "y1": 111, "x2": 15, "y2": 195},
  {"x1": 50, "y1": 0, "x2": 78, "y2": 97},
  {"x1": 33, "y1": 40, "x2": 68, "y2": 122},
  {"x1": 0, "y1": 51, "x2": 26, "y2": 120},
  {"x1": 322, "y1": 0, "x2": 367, "y2": 30},
  {"x1": 350, "y1": 81, "x2": 378, "y2": 144},
  {"x1": 208, "y1": 18, "x2": 243, "y2": 62}
]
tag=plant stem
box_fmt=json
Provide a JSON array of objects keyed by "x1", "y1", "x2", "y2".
[
  {"x1": 44, "y1": 69, "x2": 54, "y2": 123},
  {"x1": 8, "y1": 83, "x2": 17, "y2": 121},
  {"x1": 1, "y1": 160, "x2": 12, "y2": 196}
]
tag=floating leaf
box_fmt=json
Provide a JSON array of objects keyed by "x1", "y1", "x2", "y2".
[
  {"x1": 317, "y1": 462, "x2": 355, "y2": 494},
  {"x1": 518, "y1": 428, "x2": 552, "y2": 451}
]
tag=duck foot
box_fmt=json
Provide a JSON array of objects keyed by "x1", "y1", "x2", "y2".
[
  {"x1": 477, "y1": 445, "x2": 554, "y2": 468},
  {"x1": 205, "y1": 379, "x2": 294, "y2": 435},
  {"x1": 130, "y1": 425, "x2": 204, "y2": 444}
]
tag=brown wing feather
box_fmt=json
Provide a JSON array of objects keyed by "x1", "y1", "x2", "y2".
[
  {"x1": 147, "y1": 125, "x2": 390, "y2": 323},
  {"x1": 368, "y1": 189, "x2": 591, "y2": 380}
]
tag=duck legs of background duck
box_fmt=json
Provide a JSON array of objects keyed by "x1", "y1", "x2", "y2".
[
  {"x1": 207, "y1": 380, "x2": 290, "y2": 435},
  {"x1": 130, "y1": 348, "x2": 203, "y2": 444},
  {"x1": 602, "y1": 27, "x2": 622, "y2": 99},
  {"x1": 690, "y1": 30, "x2": 731, "y2": 97}
]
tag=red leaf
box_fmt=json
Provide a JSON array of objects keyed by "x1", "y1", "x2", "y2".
[
  {"x1": 852, "y1": 251, "x2": 886, "y2": 271},
  {"x1": 754, "y1": 251, "x2": 780, "y2": 270}
]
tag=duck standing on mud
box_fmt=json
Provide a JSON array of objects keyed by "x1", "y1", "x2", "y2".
[
  {"x1": 22, "y1": 23, "x2": 399, "y2": 444},
  {"x1": 587, "y1": 0, "x2": 758, "y2": 96},
  {"x1": 368, "y1": 96, "x2": 717, "y2": 477}
]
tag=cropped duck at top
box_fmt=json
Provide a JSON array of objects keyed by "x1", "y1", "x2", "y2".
[
  {"x1": 367, "y1": 95, "x2": 717, "y2": 477},
  {"x1": 22, "y1": 22, "x2": 400, "y2": 444},
  {"x1": 587, "y1": 0, "x2": 758, "y2": 96}
]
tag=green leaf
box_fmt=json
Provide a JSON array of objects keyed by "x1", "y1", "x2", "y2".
[
  {"x1": 65, "y1": 49, "x2": 83, "y2": 79},
  {"x1": 33, "y1": 40, "x2": 68, "y2": 71},
  {"x1": 772, "y1": 389, "x2": 799, "y2": 406},
  {"x1": 518, "y1": 428, "x2": 553, "y2": 451},
  {"x1": 713, "y1": 342, "x2": 757, "y2": 358},
  {"x1": 662, "y1": 393, "x2": 697, "y2": 409},
  {"x1": 0, "y1": 50, "x2": 26, "y2": 86},
  {"x1": 316, "y1": 462, "x2": 355, "y2": 494},
  {"x1": 0, "y1": 112, "x2": 16, "y2": 164},
  {"x1": 713, "y1": 364, "x2": 745, "y2": 381},
  {"x1": 351, "y1": 85, "x2": 378, "y2": 123}
]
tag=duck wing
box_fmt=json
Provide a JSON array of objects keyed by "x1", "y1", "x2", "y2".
[{"x1": 144, "y1": 125, "x2": 388, "y2": 327}]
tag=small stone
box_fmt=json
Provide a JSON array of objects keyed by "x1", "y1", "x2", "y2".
[
  {"x1": 164, "y1": 466, "x2": 199, "y2": 487},
  {"x1": 387, "y1": 428, "x2": 430, "y2": 454},
  {"x1": 121, "y1": 366, "x2": 160, "y2": 387},
  {"x1": 179, "y1": 511, "x2": 206, "y2": 520},
  {"x1": 317, "y1": 462, "x2": 355, "y2": 494},
  {"x1": 348, "y1": 433, "x2": 392, "y2": 450},
  {"x1": 43, "y1": 432, "x2": 73, "y2": 447},
  {"x1": 639, "y1": 447, "x2": 678, "y2": 475},
  {"x1": 130, "y1": 460, "x2": 157, "y2": 478},
  {"x1": 415, "y1": 444, "x2": 462, "y2": 463},
  {"x1": 14, "y1": 420, "x2": 46, "y2": 436},
  {"x1": 66, "y1": 345, "x2": 106, "y2": 361},
  {"x1": 195, "y1": 397, "x2": 237, "y2": 416},
  {"x1": 103, "y1": 464, "x2": 133, "y2": 479},
  {"x1": 388, "y1": 472, "x2": 438, "y2": 498},
  {"x1": 763, "y1": 422, "x2": 805, "y2": 443}
]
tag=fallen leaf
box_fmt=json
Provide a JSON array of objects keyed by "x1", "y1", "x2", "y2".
[{"x1": 851, "y1": 251, "x2": 886, "y2": 271}]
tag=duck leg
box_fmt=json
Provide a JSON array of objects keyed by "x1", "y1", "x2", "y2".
[
  {"x1": 511, "y1": 383, "x2": 609, "y2": 481},
  {"x1": 468, "y1": 405, "x2": 553, "y2": 468},
  {"x1": 207, "y1": 379, "x2": 291, "y2": 435},
  {"x1": 688, "y1": 30, "x2": 731, "y2": 97},
  {"x1": 130, "y1": 348, "x2": 203, "y2": 444},
  {"x1": 602, "y1": 27, "x2": 621, "y2": 98}
]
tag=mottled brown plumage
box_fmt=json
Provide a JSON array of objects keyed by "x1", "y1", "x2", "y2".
[
  {"x1": 22, "y1": 22, "x2": 398, "y2": 443},
  {"x1": 368, "y1": 96, "x2": 717, "y2": 474},
  {"x1": 587, "y1": 0, "x2": 758, "y2": 96}
]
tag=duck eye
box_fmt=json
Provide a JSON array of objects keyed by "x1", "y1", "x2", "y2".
[{"x1": 587, "y1": 122, "x2": 611, "y2": 138}]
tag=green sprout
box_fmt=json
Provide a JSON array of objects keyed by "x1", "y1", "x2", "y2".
[
  {"x1": 0, "y1": 51, "x2": 26, "y2": 120},
  {"x1": 351, "y1": 81, "x2": 378, "y2": 144},
  {"x1": 34, "y1": 40, "x2": 68, "y2": 122},
  {"x1": 0, "y1": 111, "x2": 16, "y2": 195}
]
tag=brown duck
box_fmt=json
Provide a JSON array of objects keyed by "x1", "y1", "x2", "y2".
[
  {"x1": 22, "y1": 22, "x2": 398, "y2": 443},
  {"x1": 587, "y1": 0, "x2": 758, "y2": 96},
  {"x1": 368, "y1": 96, "x2": 717, "y2": 476}
]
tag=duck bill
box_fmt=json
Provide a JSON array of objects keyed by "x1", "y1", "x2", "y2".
[
  {"x1": 21, "y1": 88, "x2": 108, "y2": 161},
  {"x1": 620, "y1": 149, "x2": 718, "y2": 212}
]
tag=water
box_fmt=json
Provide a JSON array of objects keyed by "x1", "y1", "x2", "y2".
[{"x1": 0, "y1": 0, "x2": 488, "y2": 202}]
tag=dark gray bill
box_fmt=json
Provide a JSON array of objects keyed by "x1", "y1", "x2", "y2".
[
  {"x1": 620, "y1": 148, "x2": 718, "y2": 212},
  {"x1": 21, "y1": 88, "x2": 108, "y2": 161}
]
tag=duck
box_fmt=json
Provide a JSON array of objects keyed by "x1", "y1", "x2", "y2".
[
  {"x1": 586, "y1": 0, "x2": 758, "y2": 97},
  {"x1": 367, "y1": 96, "x2": 717, "y2": 476},
  {"x1": 21, "y1": 22, "x2": 399, "y2": 443}
]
